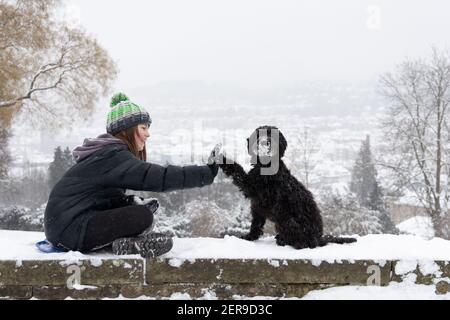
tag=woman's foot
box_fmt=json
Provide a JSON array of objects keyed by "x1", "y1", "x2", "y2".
[{"x1": 112, "y1": 233, "x2": 173, "y2": 258}]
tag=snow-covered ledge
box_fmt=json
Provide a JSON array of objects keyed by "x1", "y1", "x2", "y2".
[{"x1": 0, "y1": 231, "x2": 450, "y2": 300}]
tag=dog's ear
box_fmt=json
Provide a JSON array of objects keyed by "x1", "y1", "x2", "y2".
[
  {"x1": 277, "y1": 130, "x2": 287, "y2": 158},
  {"x1": 247, "y1": 132, "x2": 258, "y2": 157}
]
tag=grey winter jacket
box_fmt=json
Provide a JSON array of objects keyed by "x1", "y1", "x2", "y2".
[{"x1": 44, "y1": 136, "x2": 217, "y2": 250}]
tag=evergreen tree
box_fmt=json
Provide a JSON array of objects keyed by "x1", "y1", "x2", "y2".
[
  {"x1": 350, "y1": 136, "x2": 397, "y2": 234},
  {"x1": 0, "y1": 205, "x2": 44, "y2": 232},
  {"x1": 350, "y1": 136, "x2": 379, "y2": 208},
  {"x1": 370, "y1": 182, "x2": 398, "y2": 234},
  {"x1": 320, "y1": 192, "x2": 383, "y2": 236},
  {"x1": 220, "y1": 204, "x2": 252, "y2": 238},
  {"x1": 48, "y1": 146, "x2": 74, "y2": 189},
  {"x1": 63, "y1": 147, "x2": 75, "y2": 168}
]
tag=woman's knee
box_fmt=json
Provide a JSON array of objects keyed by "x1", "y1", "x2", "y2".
[{"x1": 131, "y1": 205, "x2": 154, "y2": 228}]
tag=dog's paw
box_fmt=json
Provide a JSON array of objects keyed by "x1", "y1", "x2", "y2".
[
  {"x1": 275, "y1": 235, "x2": 287, "y2": 247},
  {"x1": 241, "y1": 234, "x2": 259, "y2": 242}
]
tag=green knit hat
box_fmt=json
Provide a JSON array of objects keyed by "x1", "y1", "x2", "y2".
[{"x1": 107, "y1": 93, "x2": 152, "y2": 135}]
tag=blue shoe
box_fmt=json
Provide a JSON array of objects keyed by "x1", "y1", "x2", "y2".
[{"x1": 36, "y1": 240, "x2": 67, "y2": 254}]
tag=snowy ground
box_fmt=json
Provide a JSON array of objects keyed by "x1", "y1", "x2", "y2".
[
  {"x1": 397, "y1": 216, "x2": 435, "y2": 239},
  {"x1": 301, "y1": 281, "x2": 450, "y2": 300},
  {"x1": 1, "y1": 230, "x2": 450, "y2": 300},
  {"x1": 163, "y1": 234, "x2": 450, "y2": 262},
  {"x1": 2, "y1": 230, "x2": 450, "y2": 262},
  {"x1": 0, "y1": 230, "x2": 138, "y2": 261}
]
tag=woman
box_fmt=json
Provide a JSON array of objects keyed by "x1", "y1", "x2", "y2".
[{"x1": 44, "y1": 93, "x2": 220, "y2": 258}]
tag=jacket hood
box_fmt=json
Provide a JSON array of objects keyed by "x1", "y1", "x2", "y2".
[{"x1": 72, "y1": 133, "x2": 127, "y2": 163}]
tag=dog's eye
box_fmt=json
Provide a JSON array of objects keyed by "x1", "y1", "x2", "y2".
[{"x1": 256, "y1": 139, "x2": 272, "y2": 156}]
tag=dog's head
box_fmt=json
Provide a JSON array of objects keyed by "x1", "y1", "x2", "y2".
[{"x1": 247, "y1": 126, "x2": 287, "y2": 166}]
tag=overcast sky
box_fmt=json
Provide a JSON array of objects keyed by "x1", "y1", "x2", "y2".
[{"x1": 68, "y1": 0, "x2": 450, "y2": 91}]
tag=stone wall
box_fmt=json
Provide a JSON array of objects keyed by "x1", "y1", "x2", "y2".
[
  {"x1": 0, "y1": 258, "x2": 449, "y2": 299},
  {"x1": 387, "y1": 202, "x2": 428, "y2": 225}
]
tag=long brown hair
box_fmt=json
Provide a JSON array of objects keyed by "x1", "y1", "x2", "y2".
[{"x1": 114, "y1": 126, "x2": 147, "y2": 161}]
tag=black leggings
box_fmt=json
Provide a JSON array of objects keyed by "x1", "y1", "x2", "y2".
[{"x1": 80, "y1": 205, "x2": 154, "y2": 252}]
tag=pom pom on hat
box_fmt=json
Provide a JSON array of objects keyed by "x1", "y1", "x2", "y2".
[{"x1": 110, "y1": 93, "x2": 130, "y2": 108}]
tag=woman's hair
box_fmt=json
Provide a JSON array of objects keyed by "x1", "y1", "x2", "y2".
[{"x1": 114, "y1": 126, "x2": 147, "y2": 161}]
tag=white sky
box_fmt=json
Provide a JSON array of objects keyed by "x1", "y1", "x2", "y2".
[{"x1": 67, "y1": 0, "x2": 450, "y2": 91}]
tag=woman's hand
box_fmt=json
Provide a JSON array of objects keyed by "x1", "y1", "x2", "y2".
[
  {"x1": 208, "y1": 143, "x2": 223, "y2": 165},
  {"x1": 133, "y1": 196, "x2": 160, "y2": 214},
  {"x1": 208, "y1": 143, "x2": 223, "y2": 176}
]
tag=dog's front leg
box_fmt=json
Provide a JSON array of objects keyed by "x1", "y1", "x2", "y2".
[
  {"x1": 219, "y1": 157, "x2": 252, "y2": 197},
  {"x1": 242, "y1": 214, "x2": 266, "y2": 241},
  {"x1": 275, "y1": 234, "x2": 288, "y2": 247}
]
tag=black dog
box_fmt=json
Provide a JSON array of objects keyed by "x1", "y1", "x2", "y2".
[{"x1": 218, "y1": 126, "x2": 356, "y2": 249}]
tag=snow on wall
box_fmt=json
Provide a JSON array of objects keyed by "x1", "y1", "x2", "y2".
[{"x1": 1, "y1": 230, "x2": 450, "y2": 264}]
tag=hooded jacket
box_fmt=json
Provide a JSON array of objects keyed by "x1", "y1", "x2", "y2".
[
  {"x1": 44, "y1": 134, "x2": 217, "y2": 251},
  {"x1": 72, "y1": 134, "x2": 126, "y2": 164}
]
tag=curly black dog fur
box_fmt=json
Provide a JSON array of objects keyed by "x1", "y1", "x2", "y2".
[{"x1": 219, "y1": 126, "x2": 357, "y2": 249}]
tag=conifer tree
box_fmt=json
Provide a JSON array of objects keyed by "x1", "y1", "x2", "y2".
[
  {"x1": 48, "y1": 146, "x2": 71, "y2": 189},
  {"x1": 350, "y1": 136, "x2": 397, "y2": 234}
]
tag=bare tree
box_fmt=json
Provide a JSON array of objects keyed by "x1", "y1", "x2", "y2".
[
  {"x1": 0, "y1": 0, "x2": 117, "y2": 128},
  {"x1": 291, "y1": 126, "x2": 319, "y2": 188},
  {"x1": 380, "y1": 48, "x2": 450, "y2": 239},
  {"x1": 0, "y1": 127, "x2": 11, "y2": 179}
]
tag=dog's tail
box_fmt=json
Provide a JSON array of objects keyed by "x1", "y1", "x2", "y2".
[{"x1": 319, "y1": 235, "x2": 357, "y2": 247}]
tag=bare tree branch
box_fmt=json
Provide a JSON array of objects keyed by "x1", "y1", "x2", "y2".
[{"x1": 380, "y1": 48, "x2": 450, "y2": 238}]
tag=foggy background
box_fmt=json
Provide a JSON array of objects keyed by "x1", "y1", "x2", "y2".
[
  {"x1": 10, "y1": 0, "x2": 450, "y2": 179},
  {"x1": 12, "y1": 0, "x2": 450, "y2": 166},
  {"x1": 68, "y1": 0, "x2": 450, "y2": 89}
]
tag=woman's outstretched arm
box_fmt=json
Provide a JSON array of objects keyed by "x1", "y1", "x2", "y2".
[{"x1": 98, "y1": 147, "x2": 218, "y2": 192}]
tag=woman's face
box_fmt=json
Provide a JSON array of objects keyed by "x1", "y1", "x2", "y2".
[{"x1": 135, "y1": 124, "x2": 150, "y2": 152}]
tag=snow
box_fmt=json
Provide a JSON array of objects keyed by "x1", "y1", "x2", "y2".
[
  {"x1": 169, "y1": 258, "x2": 185, "y2": 268},
  {"x1": 164, "y1": 234, "x2": 450, "y2": 262},
  {"x1": 71, "y1": 284, "x2": 98, "y2": 291},
  {"x1": 199, "y1": 289, "x2": 218, "y2": 300},
  {"x1": 397, "y1": 216, "x2": 435, "y2": 239},
  {"x1": 2, "y1": 230, "x2": 450, "y2": 263},
  {"x1": 0, "y1": 230, "x2": 140, "y2": 261},
  {"x1": 268, "y1": 260, "x2": 280, "y2": 268},
  {"x1": 169, "y1": 293, "x2": 192, "y2": 300},
  {"x1": 395, "y1": 260, "x2": 419, "y2": 275},
  {"x1": 396, "y1": 192, "x2": 425, "y2": 207},
  {"x1": 418, "y1": 261, "x2": 442, "y2": 277},
  {"x1": 302, "y1": 279, "x2": 450, "y2": 300},
  {"x1": 90, "y1": 258, "x2": 103, "y2": 267}
]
